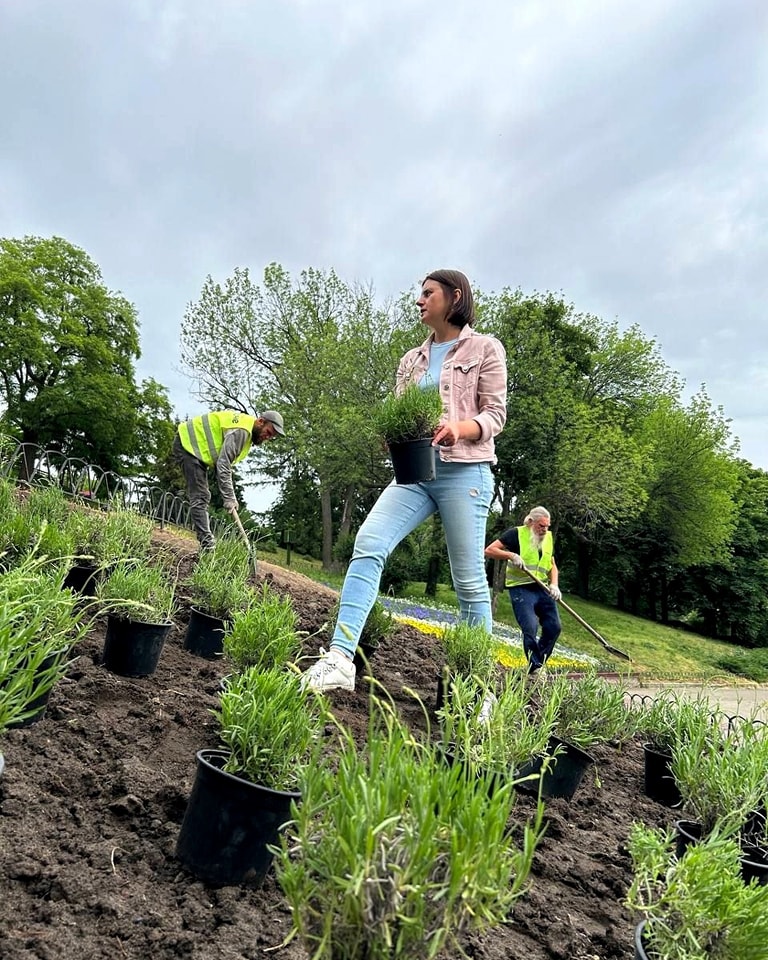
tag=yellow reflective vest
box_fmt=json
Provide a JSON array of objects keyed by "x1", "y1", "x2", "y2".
[
  {"x1": 505, "y1": 526, "x2": 555, "y2": 587},
  {"x1": 178, "y1": 411, "x2": 256, "y2": 466}
]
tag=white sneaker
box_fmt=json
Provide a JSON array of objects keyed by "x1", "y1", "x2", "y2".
[{"x1": 301, "y1": 647, "x2": 356, "y2": 692}]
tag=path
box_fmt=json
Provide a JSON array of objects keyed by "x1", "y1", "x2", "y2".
[{"x1": 624, "y1": 680, "x2": 768, "y2": 720}]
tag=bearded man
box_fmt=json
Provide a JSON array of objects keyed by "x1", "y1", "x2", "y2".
[
  {"x1": 172, "y1": 409, "x2": 284, "y2": 552},
  {"x1": 485, "y1": 506, "x2": 562, "y2": 675}
]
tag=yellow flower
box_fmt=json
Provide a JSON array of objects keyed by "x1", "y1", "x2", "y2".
[{"x1": 394, "y1": 616, "x2": 446, "y2": 638}]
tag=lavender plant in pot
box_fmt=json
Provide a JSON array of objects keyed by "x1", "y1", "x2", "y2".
[
  {"x1": 274, "y1": 694, "x2": 546, "y2": 960},
  {"x1": 175, "y1": 666, "x2": 325, "y2": 888},
  {"x1": 223, "y1": 582, "x2": 301, "y2": 673},
  {"x1": 671, "y1": 712, "x2": 768, "y2": 882},
  {"x1": 97, "y1": 560, "x2": 177, "y2": 677},
  {"x1": 635, "y1": 691, "x2": 713, "y2": 808},
  {"x1": 184, "y1": 538, "x2": 251, "y2": 658},
  {"x1": 1, "y1": 555, "x2": 93, "y2": 767},
  {"x1": 374, "y1": 383, "x2": 444, "y2": 484},
  {"x1": 626, "y1": 821, "x2": 768, "y2": 959},
  {"x1": 437, "y1": 620, "x2": 498, "y2": 711}
]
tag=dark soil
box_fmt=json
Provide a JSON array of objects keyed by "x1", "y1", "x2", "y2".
[{"x1": 0, "y1": 529, "x2": 674, "y2": 960}]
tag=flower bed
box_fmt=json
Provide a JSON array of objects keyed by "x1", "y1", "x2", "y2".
[{"x1": 380, "y1": 596, "x2": 600, "y2": 672}]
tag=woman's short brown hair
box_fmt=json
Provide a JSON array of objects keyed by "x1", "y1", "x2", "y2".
[{"x1": 423, "y1": 269, "x2": 475, "y2": 328}]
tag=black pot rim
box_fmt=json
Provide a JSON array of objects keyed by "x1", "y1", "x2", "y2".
[
  {"x1": 550, "y1": 736, "x2": 596, "y2": 764},
  {"x1": 642, "y1": 741, "x2": 673, "y2": 757},
  {"x1": 107, "y1": 613, "x2": 173, "y2": 628},
  {"x1": 190, "y1": 606, "x2": 229, "y2": 623},
  {"x1": 635, "y1": 919, "x2": 648, "y2": 959},
  {"x1": 196, "y1": 749, "x2": 301, "y2": 800}
]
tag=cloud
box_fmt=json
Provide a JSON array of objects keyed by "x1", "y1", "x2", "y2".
[{"x1": 1, "y1": 0, "x2": 766, "y2": 479}]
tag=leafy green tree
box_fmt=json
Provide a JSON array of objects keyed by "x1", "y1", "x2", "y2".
[
  {"x1": 479, "y1": 289, "x2": 664, "y2": 600},
  {"x1": 0, "y1": 235, "x2": 172, "y2": 477},
  {"x1": 181, "y1": 263, "x2": 418, "y2": 568},
  {"x1": 596, "y1": 391, "x2": 739, "y2": 621},
  {"x1": 679, "y1": 464, "x2": 768, "y2": 644},
  {"x1": 478, "y1": 289, "x2": 597, "y2": 515}
]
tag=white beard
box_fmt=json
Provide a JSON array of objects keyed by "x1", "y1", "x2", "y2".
[{"x1": 529, "y1": 530, "x2": 544, "y2": 550}]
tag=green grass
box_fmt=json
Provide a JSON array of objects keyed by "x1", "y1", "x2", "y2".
[{"x1": 262, "y1": 549, "x2": 763, "y2": 684}]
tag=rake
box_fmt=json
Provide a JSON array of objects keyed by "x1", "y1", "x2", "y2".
[
  {"x1": 521, "y1": 565, "x2": 631, "y2": 662},
  {"x1": 228, "y1": 506, "x2": 258, "y2": 580}
]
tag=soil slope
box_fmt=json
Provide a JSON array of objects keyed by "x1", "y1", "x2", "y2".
[{"x1": 0, "y1": 530, "x2": 674, "y2": 960}]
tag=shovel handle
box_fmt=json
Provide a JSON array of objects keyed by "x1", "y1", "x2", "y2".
[{"x1": 228, "y1": 507, "x2": 251, "y2": 549}]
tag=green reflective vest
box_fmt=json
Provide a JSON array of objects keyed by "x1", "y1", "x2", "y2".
[
  {"x1": 178, "y1": 411, "x2": 256, "y2": 466},
  {"x1": 505, "y1": 526, "x2": 555, "y2": 587}
]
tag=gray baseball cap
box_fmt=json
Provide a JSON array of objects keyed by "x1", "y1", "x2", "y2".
[{"x1": 260, "y1": 410, "x2": 285, "y2": 435}]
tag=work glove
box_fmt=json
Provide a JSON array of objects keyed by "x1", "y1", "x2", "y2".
[
  {"x1": 549, "y1": 584, "x2": 562, "y2": 601},
  {"x1": 508, "y1": 553, "x2": 524, "y2": 568},
  {"x1": 223, "y1": 498, "x2": 239, "y2": 514}
]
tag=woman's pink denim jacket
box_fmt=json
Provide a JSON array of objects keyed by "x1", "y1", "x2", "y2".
[{"x1": 395, "y1": 325, "x2": 507, "y2": 465}]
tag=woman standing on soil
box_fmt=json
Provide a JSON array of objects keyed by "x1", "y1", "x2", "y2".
[{"x1": 302, "y1": 269, "x2": 508, "y2": 692}]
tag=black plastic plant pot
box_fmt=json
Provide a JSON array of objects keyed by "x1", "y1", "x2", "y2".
[
  {"x1": 63, "y1": 563, "x2": 100, "y2": 598},
  {"x1": 389, "y1": 438, "x2": 436, "y2": 484},
  {"x1": 175, "y1": 749, "x2": 300, "y2": 888},
  {"x1": 102, "y1": 615, "x2": 171, "y2": 677},
  {"x1": 183, "y1": 608, "x2": 227, "y2": 659},
  {"x1": 435, "y1": 671, "x2": 450, "y2": 712},
  {"x1": 741, "y1": 844, "x2": 768, "y2": 885},
  {"x1": 642, "y1": 743, "x2": 682, "y2": 808},
  {"x1": 353, "y1": 640, "x2": 379, "y2": 675},
  {"x1": 673, "y1": 818, "x2": 703, "y2": 860},
  {"x1": 514, "y1": 736, "x2": 595, "y2": 801},
  {"x1": 634, "y1": 920, "x2": 649, "y2": 960}
]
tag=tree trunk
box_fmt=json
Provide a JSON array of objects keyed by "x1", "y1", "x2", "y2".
[
  {"x1": 647, "y1": 581, "x2": 657, "y2": 622},
  {"x1": 18, "y1": 428, "x2": 41, "y2": 483},
  {"x1": 320, "y1": 484, "x2": 334, "y2": 570},
  {"x1": 338, "y1": 484, "x2": 356, "y2": 539},
  {"x1": 576, "y1": 539, "x2": 591, "y2": 599}
]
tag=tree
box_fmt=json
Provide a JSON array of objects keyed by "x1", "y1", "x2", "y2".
[
  {"x1": 181, "y1": 263, "x2": 418, "y2": 568},
  {"x1": 0, "y1": 235, "x2": 172, "y2": 477},
  {"x1": 602, "y1": 391, "x2": 740, "y2": 621},
  {"x1": 678, "y1": 464, "x2": 768, "y2": 644},
  {"x1": 478, "y1": 288, "x2": 597, "y2": 515}
]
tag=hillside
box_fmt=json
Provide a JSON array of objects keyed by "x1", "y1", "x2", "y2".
[{"x1": 1, "y1": 526, "x2": 681, "y2": 959}]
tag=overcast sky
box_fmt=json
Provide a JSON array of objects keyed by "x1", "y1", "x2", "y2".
[{"x1": 2, "y1": 0, "x2": 766, "y2": 509}]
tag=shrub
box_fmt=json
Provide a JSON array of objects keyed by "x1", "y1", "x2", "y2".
[
  {"x1": 0, "y1": 554, "x2": 90, "y2": 732},
  {"x1": 635, "y1": 691, "x2": 715, "y2": 755},
  {"x1": 626, "y1": 822, "x2": 768, "y2": 959},
  {"x1": 374, "y1": 384, "x2": 444, "y2": 444},
  {"x1": 441, "y1": 621, "x2": 497, "y2": 683},
  {"x1": 216, "y1": 667, "x2": 324, "y2": 792},
  {"x1": 72, "y1": 506, "x2": 154, "y2": 566},
  {"x1": 441, "y1": 672, "x2": 556, "y2": 773},
  {"x1": 536, "y1": 671, "x2": 638, "y2": 750},
  {"x1": 671, "y1": 713, "x2": 768, "y2": 835},
  {"x1": 97, "y1": 560, "x2": 177, "y2": 624},
  {"x1": 224, "y1": 583, "x2": 301, "y2": 672},
  {"x1": 187, "y1": 538, "x2": 251, "y2": 620},
  {"x1": 275, "y1": 696, "x2": 545, "y2": 960},
  {"x1": 329, "y1": 597, "x2": 394, "y2": 653}
]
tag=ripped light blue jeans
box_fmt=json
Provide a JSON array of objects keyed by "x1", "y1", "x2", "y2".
[{"x1": 332, "y1": 459, "x2": 494, "y2": 657}]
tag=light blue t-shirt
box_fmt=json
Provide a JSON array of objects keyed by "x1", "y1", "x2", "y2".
[{"x1": 421, "y1": 338, "x2": 457, "y2": 389}]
